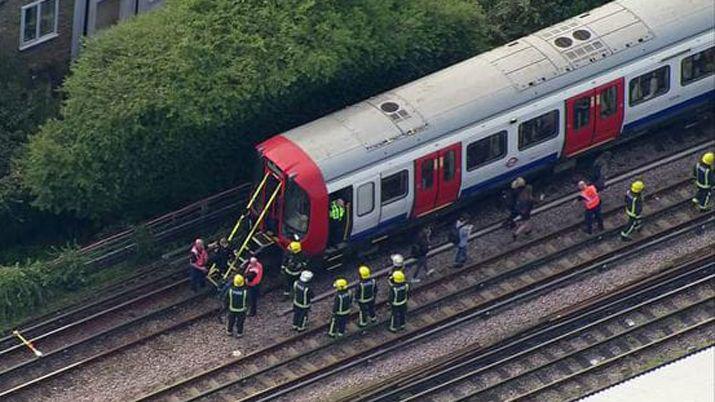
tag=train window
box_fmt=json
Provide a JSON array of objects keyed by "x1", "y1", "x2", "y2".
[
  {"x1": 599, "y1": 86, "x2": 618, "y2": 118},
  {"x1": 421, "y1": 159, "x2": 434, "y2": 189},
  {"x1": 518, "y1": 110, "x2": 559, "y2": 150},
  {"x1": 573, "y1": 97, "x2": 591, "y2": 130},
  {"x1": 356, "y1": 183, "x2": 375, "y2": 217},
  {"x1": 629, "y1": 66, "x2": 670, "y2": 106},
  {"x1": 381, "y1": 170, "x2": 409, "y2": 205},
  {"x1": 466, "y1": 131, "x2": 507, "y2": 171},
  {"x1": 282, "y1": 179, "x2": 310, "y2": 238},
  {"x1": 681, "y1": 47, "x2": 714, "y2": 85},
  {"x1": 443, "y1": 150, "x2": 456, "y2": 181}
]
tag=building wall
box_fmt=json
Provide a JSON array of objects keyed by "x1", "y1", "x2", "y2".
[{"x1": 0, "y1": 0, "x2": 76, "y2": 82}]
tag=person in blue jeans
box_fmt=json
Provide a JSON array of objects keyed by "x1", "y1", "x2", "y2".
[{"x1": 453, "y1": 216, "x2": 473, "y2": 268}]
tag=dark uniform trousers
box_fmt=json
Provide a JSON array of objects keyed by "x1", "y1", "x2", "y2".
[
  {"x1": 584, "y1": 204, "x2": 604, "y2": 234},
  {"x1": 389, "y1": 282, "x2": 409, "y2": 332},
  {"x1": 357, "y1": 278, "x2": 377, "y2": 327},
  {"x1": 226, "y1": 287, "x2": 248, "y2": 335},
  {"x1": 328, "y1": 291, "x2": 352, "y2": 337},
  {"x1": 621, "y1": 191, "x2": 643, "y2": 239},
  {"x1": 293, "y1": 305, "x2": 309, "y2": 331},
  {"x1": 247, "y1": 286, "x2": 259, "y2": 317}
]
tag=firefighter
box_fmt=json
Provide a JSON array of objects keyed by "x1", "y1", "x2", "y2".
[
  {"x1": 577, "y1": 181, "x2": 604, "y2": 234},
  {"x1": 388, "y1": 270, "x2": 409, "y2": 333},
  {"x1": 292, "y1": 270, "x2": 314, "y2": 332},
  {"x1": 281, "y1": 240, "x2": 306, "y2": 297},
  {"x1": 621, "y1": 181, "x2": 645, "y2": 241},
  {"x1": 692, "y1": 152, "x2": 713, "y2": 211},
  {"x1": 357, "y1": 265, "x2": 378, "y2": 328},
  {"x1": 224, "y1": 274, "x2": 248, "y2": 337},
  {"x1": 328, "y1": 278, "x2": 353, "y2": 338},
  {"x1": 390, "y1": 253, "x2": 404, "y2": 274}
]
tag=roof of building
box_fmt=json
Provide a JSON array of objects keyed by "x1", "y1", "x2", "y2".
[
  {"x1": 278, "y1": 0, "x2": 714, "y2": 183},
  {"x1": 579, "y1": 347, "x2": 714, "y2": 402}
]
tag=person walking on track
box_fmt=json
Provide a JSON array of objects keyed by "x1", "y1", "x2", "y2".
[
  {"x1": 621, "y1": 180, "x2": 645, "y2": 241},
  {"x1": 357, "y1": 265, "x2": 377, "y2": 328},
  {"x1": 388, "y1": 270, "x2": 410, "y2": 333},
  {"x1": 281, "y1": 240, "x2": 306, "y2": 297},
  {"x1": 692, "y1": 152, "x2": 713, "y2": 211},
  {"x1": 292, "y1": 270, "x2": 314, "y2": 332},
  {"x1": 328, "y1": 278, "x2": 352, "y2": 338},
  {"x1": 577, "y1": 181, "x2": 604, "y2": 234},
  {"x1": 223, "y1": 274, "x2": 248, "y2": 337},
  {"x1": 243, "y1": 256, "x2": 263, "y2": 317},
  {"x1": 411, "y1": 226, "x2": 432, "y2": 281}
]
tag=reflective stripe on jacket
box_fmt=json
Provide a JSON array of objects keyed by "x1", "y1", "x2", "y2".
[
  {"x1": 293, "y1": 281, "x2": 312, "y2": 308},
  {"x1": 390, "y1": 283, "x2": 409, "y2": 306},
  {"x1": 358, "y1": 279, "x2": 376, "y2": 303},
  {"x1": 330, "y1": 202, "x2": 345, "y2": 220},
  {"x1": 695, "y1": 162, "x2": 713, "y2": 189},
  {"x1": 282, "y1": 253, "x2": 306, "y2": 276},
  {"x1": 580, "y1": 185, "x2": 601, "y2": 210},
  {"x1": 625, "y1": 191, "x2": 643, "y2": 218},
  {"x1": 333, "y1": 291, "x2": 352, "y2": 315},
  {"x1": 228, "y1": 287, "x2": 248, "y2": 313}
]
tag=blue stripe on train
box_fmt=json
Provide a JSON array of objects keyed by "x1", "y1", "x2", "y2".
[
  {"x1": 460, "y1": 153, "x2": 559, "y2": 198},
  {"x1": 350, "y1": 213, "x2": 408, "y2": 241},
  {"x1": 623, "y1": 89, "x2": 715, "y2": 133}
]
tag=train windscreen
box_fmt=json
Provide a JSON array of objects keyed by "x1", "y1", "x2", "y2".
[{"x1": 282, "y1": 179, "x2": 310, "y2": 239}]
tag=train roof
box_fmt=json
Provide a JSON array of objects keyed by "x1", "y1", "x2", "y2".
[{"x1": 277, "y1": 0, "x2": 714, "y2": 183}]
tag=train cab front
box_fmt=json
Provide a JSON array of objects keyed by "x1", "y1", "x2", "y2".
[{"x1": 252, "y1": 136, "x2": 328, "y2": 257}]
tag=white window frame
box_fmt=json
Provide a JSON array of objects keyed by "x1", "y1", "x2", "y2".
[{"x1": 19, "y1": 0, "x2": 60, "y2": 51}]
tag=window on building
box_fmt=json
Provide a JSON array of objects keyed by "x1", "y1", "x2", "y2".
[
  {"x1": 599, "y1": 86, "x2": 618, "y2": 118},
  {"x1": 681, "y1": 47, "x2": 714, "y2": 85},
  {"x1": 466, "y1": 131, "x2": 507, "y2": 171},
  {"x1": 573, "y1": 97, "x2": 591, "y2": 130},
  {"x1": 381, "y1": 170, "x2": 409, "y2": 205},
  {"x1": 629, "y1": 66, "x2": 670, "y2": 106},
  {"x1": 356, "y1": 183, "x2": 375, "y2": 217},
  {"x1": 518, "y1": 110, "x2": 560, "y2": 150},
  {"x1": 20, "y1": 0, "x2": 58, "y2": 50},
  {"x1": 443, "y1": 150, "x2": 456, "y2": 181}
]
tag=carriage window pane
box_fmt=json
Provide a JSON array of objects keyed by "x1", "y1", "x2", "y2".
[
  {"x1": 420, "y1": 160, "x2": 434, "y2": 189},
  {"x1": 282, "y1": 180, "x2": 310, "y2": 238},
  {"x1": 443, "y1": 151, "x2": 455, "y2": 181},
  {"x1": 356, "y1": 183, "x2": 374, "y2": 217},
  {"x1": 381, "y1": 170, "x2": 408, "y2": 205},
  {"x1": 518, "y1": 110, "x2": 559, "y2": 150},
  {"x1": 599, "y1": 86, "x2": 617, "y2": 118},
  {"x1": 629, "y1": 66, "x2": 670, "y2": 106},
  {"x1": 573, "y1": 97, "x2": 591, "y2": 130},
  {"x1": 466, "y1": 131, "x2": 507, "y2": 171},
  {"x1": 681, "y1": 47, "x2": 714, "y2": 85}
]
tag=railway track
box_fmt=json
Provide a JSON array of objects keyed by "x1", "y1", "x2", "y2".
[
  {"x1": 343, "y1": 248, "x2": 713, "y2": 401},
  {"x1": 128, "y1": 177, "x2": 713, "y2": 401},
  {"x1": 1, "y1": 138, "x2": 710, "y2": 399}
]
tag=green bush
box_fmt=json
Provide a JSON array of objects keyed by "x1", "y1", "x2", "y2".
[
  {"x1": 0, "y1": 247, "x2": 89, "y2": 325},
  {"x1": 21, "y1": 0, "x2": 487, "y2": 222}
]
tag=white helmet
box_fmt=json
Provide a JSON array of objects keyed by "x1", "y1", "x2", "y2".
[
  {"x1": 299, "y1": 270, "x2": 313, "y2": 282},
  {"x1": 391, "y1": 254, "x2": 404, "y2": 267}
]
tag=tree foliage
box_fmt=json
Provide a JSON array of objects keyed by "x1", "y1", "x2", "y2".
[{"x1": 22, "y1": 0, "x2": 487, "y2": 221}]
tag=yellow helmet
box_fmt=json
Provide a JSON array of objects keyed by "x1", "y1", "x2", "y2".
[
  {"x1": 703, "y1": 152, "x2": 714, "y2": 166},
  {"x1": 289, "y1": 241, "x2": 302, "y2": 254},
  {"x1": 358, "y1": 265, "x2": 371, "y2": 279},
  {"x1": 630, "y1": 180, "x2": 645, "y2": 193},
  {"x1": 233, "y1": 274, "x2": 245, "y2": 287},
  {"x1": 391, "y1": 270, "x2": 406, "y2": 284},
  {"x1": 333, "y1": 278, "x2": 348, "y2": 291}
]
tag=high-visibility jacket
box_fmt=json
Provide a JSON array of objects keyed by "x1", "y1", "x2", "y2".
[
  {"x1": 282, "y1": 252, "x2": 306, "y2": 276},
  {"x1": 330, "y1": 201, "x2": 345, "y2": 220},
  {"x1": 227, "y1": 286, "x2": 248, "y2": 313},
  {"x1": 625, "y1": 190, "x2": 643, "y2": 218},
  {"x1": 389, "y1": 282, "x2": 409, "y2": 307},
  {"x1": 190, "y1": 246, "x2": 208, "y2": 270},
  {"x1": 245, "y1": 262, "x2": 263, "y2": 287},
  {"x1": 580, "y1": 185, "x2": 601, "y2": 210},
  {"x1": 357, "y1": 278, "x2": 377, "y2": 303},
  {"x1": 332, "y1": 290, "x2": 353, "y2": 315},
  {"x1": 694, "y1": 162, "x2": 713, "y2": 189},
  {"x1": 293, "y1": 280, "x2": 313, "y2": 309}
]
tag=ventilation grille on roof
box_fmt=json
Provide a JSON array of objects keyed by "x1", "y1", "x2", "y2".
[{"x1": 379, "y1": 101, "x2": 411, "y2": 122}]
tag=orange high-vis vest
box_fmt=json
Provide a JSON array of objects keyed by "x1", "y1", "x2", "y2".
[{"x1": 581, "y1": 185, "x2": 601, "y2": 210}]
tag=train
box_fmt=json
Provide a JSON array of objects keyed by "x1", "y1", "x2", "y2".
[{"x1": 248, "y1": 0, "x2": 714, "y2": 258}]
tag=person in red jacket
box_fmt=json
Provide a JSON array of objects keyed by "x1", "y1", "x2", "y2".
[
  {"x1": 243, "y1": 256, "x2": 263, "y2": 317},
  {"x1": 189, "y1": 238, "x2": 209, "y2": 292},
  {"x1": 577, "y1": 181, "x2": 604, "y2": 235}
]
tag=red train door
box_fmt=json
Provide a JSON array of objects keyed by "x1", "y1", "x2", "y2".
[
  {"x1": 564, "y1": 78, "x2": 624, "y2": 157},
  {"x1": 413, "y1": 143, "x2": 462, "y2": 217}
]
